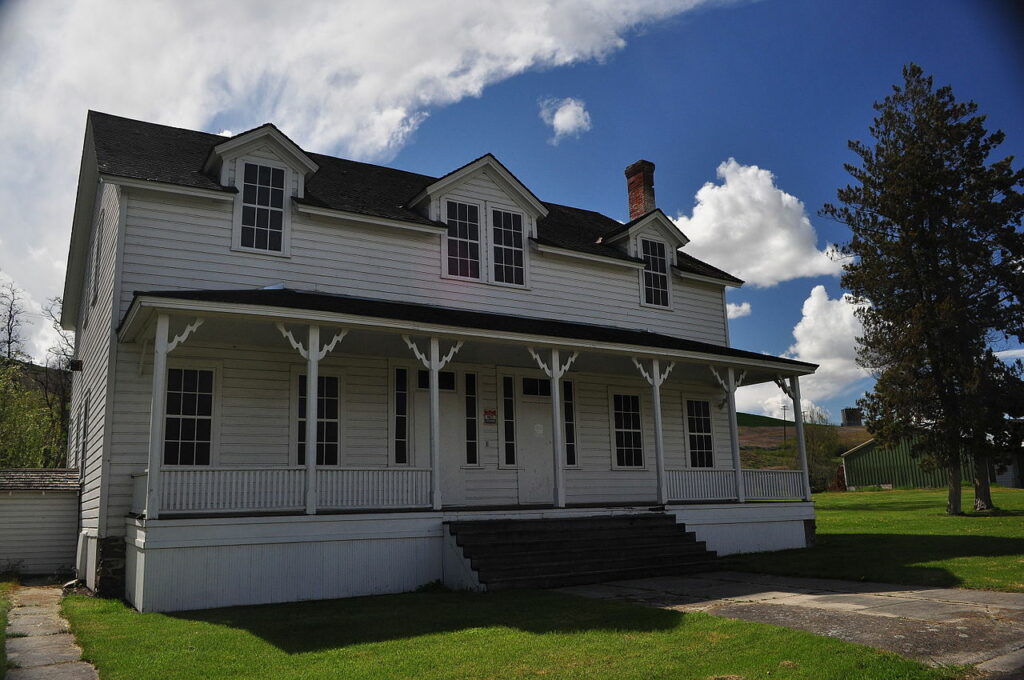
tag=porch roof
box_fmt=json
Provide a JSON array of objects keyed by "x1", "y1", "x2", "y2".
[{"x1": 121, "y1": 288, "x2": 816, "y2": 377}]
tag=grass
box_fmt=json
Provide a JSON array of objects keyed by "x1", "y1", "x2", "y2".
[
  {"x1": 727, "y1": 487, "x2": 1024, "y2": 591},
  {"x1": 63, "y1": 589, "x2": 967, "y2": 680},
  {"x1": 1, "y1": 578, "x2": 15, "y2": 671},
  {"x1": 737, "y1": 412, "x2": 789, "y2": 427}
]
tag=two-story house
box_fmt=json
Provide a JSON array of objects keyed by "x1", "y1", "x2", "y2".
[{"x1": 62, "y1": 111, "x2": 816, "y2": 612}]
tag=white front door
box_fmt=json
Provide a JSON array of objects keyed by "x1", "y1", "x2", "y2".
[
  {"x1": 413, "y1": 387, "x2": 465, "y2": 506},
  {"x1": 517, "y1": 399, "x2": 554, "y2": 505}
]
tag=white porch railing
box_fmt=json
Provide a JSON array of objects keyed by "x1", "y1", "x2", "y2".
[
  {"x1": 318, "y1": 468, "x2": 431, "y2": 509},
  {"x1": 160, "y1": 467, "x2": 307, "y2": 514},
  {"x1": 743, "y1": 469, "x2": 805, "y2": 500},
  {"x1": 666, "y1": 468, "x2": 737, "y2": 501}
]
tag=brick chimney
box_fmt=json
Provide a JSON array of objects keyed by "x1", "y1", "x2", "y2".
[{"x1": 625, "y1": 159, "x2": 656, "y2": 220}]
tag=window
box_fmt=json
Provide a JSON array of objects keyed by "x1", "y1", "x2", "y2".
[
  {"x1": 417, "y1": 370, "x2": 456, "y2": 391},
  {"x1": 502, "y1": 376, "x2": 516, "y2": 465},
  {"x1": 641, "y1": 239, "x2": 669, "y2": 307},
  {"x1": 465, "y1": 373, "x2": 478, "y2": 465},
  {"x1": 686, "y1": 399, "x2": 714, "y2": 468},
  {"x1": 91, "y1": 210, "x2": 104, "y2": 305},
  {"x1": 297, "y1": 374, "x2": 339, "y2": 466},
  {"x1": 492, "y1": 209, "x2": 524, "y2": 285},
  {"x1": 394, "y1": 368, "x2": 409, "y2": 465},
  {"x1": 240, "y1": 162, "x2": 286, "y2": 252},
  {"x1": 445, "y1": 201, "x2": 480, "y2": 278},
  {"x1": 563, "y1": 380, "x2": 577, "y2": 466},
  {"x1": 164, "y1": 369, "x2": 213, "y2": 466},
  {"x1": 521, "y1": 377, "x2": 551, "y2": 397},
  {"x1": 613, "y1": 393, "x2": 643, "y2": 467}
]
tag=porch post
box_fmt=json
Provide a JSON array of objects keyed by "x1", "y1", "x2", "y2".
[
  {"x1": 727, "y1": 368, "x2": 746, "y2": 502},
  {"x1": 549, "y1": 348, "x2": 566, "y2": 508},
  {"x1": 304, "y1": 325, "x2": 319, "y2": 515},
  {"x1": 650, "y1": 359, "x2": 668, "y2": 506},
  {"x1": 429, "y1": 336, "x2": 442, "y2": 511},
  {"x1": 790, "y1": 376, "x2": 813, "y2": 501},
  {"x1": 145, "y1": 313, "x2": 169, "y2": 520}
]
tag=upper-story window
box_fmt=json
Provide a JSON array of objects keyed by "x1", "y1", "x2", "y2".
[
  {"x1": 444, "y1": 200, "x2": 527, "y2": 287},
  {"x1": 236, "y1": 161, "x2": 287, "y2": 254},
  {"x1": 640, "y1": 238, "x2": 669, "y2": 307}
]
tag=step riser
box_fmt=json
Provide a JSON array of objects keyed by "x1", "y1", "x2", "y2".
[
  {"x1": 455, "y1": 526, "x2": 692, "y2": 546},
  {"x1": 477, "y1": 554, "x2": 717, "y2": 579},
  {"x1": 467, "y1": 542, "x2": 709, "y2": 564},
  {"x1": 447, "y1": 516, "x2": 678, "y2": 534},
  {"x1": 486, "y1": 562, "x2": 720, "y2": 591},
  {"x1": 468, "y1": 545, "x2": 710, "y2": 569}
]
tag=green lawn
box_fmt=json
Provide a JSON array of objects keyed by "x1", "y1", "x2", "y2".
[
  {"x1": 1, "y1": 579, "x2": 14, "y2": 672},
  {"x1": 63, "y1": 589, "x2": 966, "y2": 680},
  {"x1": 728, "y1": 487, "x2": 1024, "y2": 591}
]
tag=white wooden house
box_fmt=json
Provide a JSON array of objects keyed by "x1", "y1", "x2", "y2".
[{"x1": 61, "y1": 112, "x2": 817, "y2": 612}]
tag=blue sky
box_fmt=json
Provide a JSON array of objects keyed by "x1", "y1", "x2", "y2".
[{"x1": 1, "y1": 0, "x2": 1021, "y2": 420}]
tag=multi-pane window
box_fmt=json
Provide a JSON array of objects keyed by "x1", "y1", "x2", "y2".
[
  {"x1": 446, "y1": 201, "x2": 480, "y2": 279},
  {"x1": 521, "y1": 377, "x2": 551, "y2": 397},
  {"x1": 465, "y1": 373, "x2": 478, "y2": 465},
  {"x1": 164, "y1": 369, "x2": 213, "y2": 466},
  {"x1": 394, "y1": 368, "x2": 409, "y2": 465},
  {"x1": 417, "y1": 370, "x2": 456, "y2": 391},
  {"x1": 241, "y1": 162, "x2": 286, "y2": 252},
  {"x1": 613, "y1": 393, "x2": 643, "y2": 467},
  {"x1": 502, "y1": 376, "x2": 516, "y2": 465},
  {"x1": 687, "y1": 399, "x2": 714, "y2": 468},
  {"x1": 492, "y1": 209, "x2": 525, "y2": 285},
  {"x1": 298, "y1": 375, "x2": 339, "y2": 466},
  {"x1": 563, "y1": 380, "x2": 577, "y2": 466},
  {"x1": 641, "y1": 239, "x2": 669, "y2": 307}
]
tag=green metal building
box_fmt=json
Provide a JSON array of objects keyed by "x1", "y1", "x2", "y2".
[{"x1": 841, "y1": 439, "x2": 1023, "y2": 489}]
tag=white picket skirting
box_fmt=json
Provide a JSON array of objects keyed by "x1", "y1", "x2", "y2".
[
  {"x1": 666, "y1": 468, "x2": 737, "y2": 501},
  {"x1": 317, "y1": 468, "x2": 431, "y2": 509},
  {"x1": 743, "y1": 469, "x2": 805, "y2": 500}
]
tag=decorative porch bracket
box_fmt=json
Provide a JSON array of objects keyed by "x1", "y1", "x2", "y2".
[
  {"x1": 774, "y1": 375, "x2": 813, "y2": 501},
  {"x1": 276, "y1": 323, "x2": 350, "y2": 514},
  {"x1": 528, "y1": 347, "x2": 580, "y2": 508},
  {"x1": 710, "y1": 366, "x2": 748, "y2": 503},
  {"x1": 403, "y1": 335, "x2": 464, "y2": 510},
  {"x1": 633, "y1": 358, "x2": 675, "y2": 505}
]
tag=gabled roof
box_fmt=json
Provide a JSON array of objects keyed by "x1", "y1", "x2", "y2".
[
  {"x1": 407, "y1": 153, "x2": 548, "y2": 218},
  {"x1": 0, "y1": 469, "x2": 79, "y2": 492},
  {"x1": 203, "y1": 123, "x2": 319, "y2": 176},
  {"x1": 601, "y1": 209, "x2": 690, "y2": 248}
]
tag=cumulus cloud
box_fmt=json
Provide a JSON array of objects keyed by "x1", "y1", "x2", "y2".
[
  {"x1": 0, "y1": 0, "x2": 715, "y2": 361},
  {"x1": 736, "y1": 285, "x2": 870, "y2": 418},
  {"x1": 995, "y1": 348, "x2": 1024, "y2": 362},
  {"x1": 674, "y1": 159, "x2": 842, "y2": 287},
  {"x1": 539, "y1": 97, "x2": 593, "y2": 144},
  {"x1": 726, "y1": 302, "x2": 751, "y2": 319}
]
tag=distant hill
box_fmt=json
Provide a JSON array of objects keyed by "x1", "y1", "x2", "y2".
[{"x1": 737, "y1": 412, "x2": 789, "y2": 427}]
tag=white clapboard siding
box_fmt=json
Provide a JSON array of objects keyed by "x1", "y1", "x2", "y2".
[{"x1": 0, "y1": 492, "x2": 79, "y2": 574}]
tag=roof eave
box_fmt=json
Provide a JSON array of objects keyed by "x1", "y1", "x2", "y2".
[{"x1": 407, "y1": 154, "x2": 549, "y2": 219}]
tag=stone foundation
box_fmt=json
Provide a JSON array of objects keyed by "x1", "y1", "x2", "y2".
[{"x1": 95, "y1": 536, "x2": 125, "y2": 598}]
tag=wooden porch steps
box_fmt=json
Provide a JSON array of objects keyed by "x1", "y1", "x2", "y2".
[{"x1": 446, "y1": 513, "x2": 718, "y2": 591}]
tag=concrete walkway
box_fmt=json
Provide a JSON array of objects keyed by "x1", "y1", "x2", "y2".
[
  {"x1": 5, "y1": 585, "x2": 97, "y2": 680},
  {"x1": 561, "y1": 571, "x2": 1024, "y2": 676}
]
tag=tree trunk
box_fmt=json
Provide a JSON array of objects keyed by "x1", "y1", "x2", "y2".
[
  {"x1": 946, "y1": 464, "x2": 963, "y2": 515},
  {"x1": 973, "y1": 452, "x2": 996, "y2": 511}
]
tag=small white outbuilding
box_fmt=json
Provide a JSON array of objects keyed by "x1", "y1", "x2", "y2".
[{"x1": 0, "y1": 469, "x2": 80, "y2": 576}]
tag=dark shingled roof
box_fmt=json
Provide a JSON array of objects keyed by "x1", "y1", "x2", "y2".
[
  {"x1": 88, "y1": 111, "x2": 742, "y2": 283},
  {"x1": 0, "y1": 469, "x2": 80, "y2": 492},
  {"x1": 131, "y1": 288, "x2": 815, "y2": 370}
]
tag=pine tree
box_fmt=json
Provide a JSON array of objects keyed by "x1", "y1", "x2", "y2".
[{"x1": 823, "y1": 64, "x2": 1024, "y2": 514}]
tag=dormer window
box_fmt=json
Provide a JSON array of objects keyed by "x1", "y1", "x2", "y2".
[
  {"x1": 445, "y1": 201, "x2": 480, "y2": 278},
  {"x1": 641, "y1": 238, "x2": 670, "y2": 307},
  {"x1": 232, "y1": 159, "x2": 291, "y2": 256},
  {"x1": 492, "y1": 209, "x2": 525, "y2": 285},
  {"x1": 443, "y1": 199, "x2": 528, "y2": 287}
]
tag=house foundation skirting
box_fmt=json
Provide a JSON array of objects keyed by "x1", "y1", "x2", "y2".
[{"x1": 124, "y1": 502, "x2": 814, "y2": 612}]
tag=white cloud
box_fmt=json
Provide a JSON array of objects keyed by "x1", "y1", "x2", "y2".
[
  {"x1": 539, "y1": 97, "x2": 593, "y2": 144},
  {"x1": 726, "y1": 301, "x2": 751, "y2": 319},
  {"x1": 996, "y1": 348, "x2": 1024, "y2": 361},
  {"x1": 0, "y1": 0, "x2": 716, "y2": 362},
  {"x1": 674, "y1": 159, "x2": 842, "y2": 287},
  {"x1": 736, "y1": 285, "x2": 870, "y2": 417}
]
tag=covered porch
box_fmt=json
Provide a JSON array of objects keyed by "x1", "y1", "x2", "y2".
[{"x1": 119, "y1": 289, "x2": 816, "y2": 519}]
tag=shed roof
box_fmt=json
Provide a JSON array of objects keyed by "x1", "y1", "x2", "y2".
[{"x1": 0, "y1": 469, "x2": 80, "y2": 492}]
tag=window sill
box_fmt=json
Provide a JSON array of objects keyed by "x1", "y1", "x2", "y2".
[
  {"x1": 640, "y1": 300, "x2": 673, "y2": 312},
  {"x1": 230, "y1": 245, "x2": 291, "y2": 259},
  {"x1": 440, "y1": 272, "x2": 530, "y2": 291}
]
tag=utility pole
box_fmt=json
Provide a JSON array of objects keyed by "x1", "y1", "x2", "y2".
[{"x1": 781, "y1": 404, "x2": 789, "y2": 443}]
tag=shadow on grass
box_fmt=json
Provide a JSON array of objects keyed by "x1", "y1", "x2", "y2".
[
  {"x1": 724, "y1": 533, "x2": 1024, "y2": 589},
  {"x1": 167, "y1": 589, "x2": 686, "y2": 654}
]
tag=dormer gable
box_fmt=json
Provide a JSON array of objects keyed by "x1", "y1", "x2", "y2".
[
  {"x1": 407, "y1": 154, "x2": 548, "y2": 221},
  {"x1": 203, "y1": 124, "x2": 319, "y2": 198}
]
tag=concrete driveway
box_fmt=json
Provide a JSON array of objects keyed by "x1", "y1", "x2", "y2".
[{"x1": 560, "y1": 571, "x2": 1024, "y2": 676}]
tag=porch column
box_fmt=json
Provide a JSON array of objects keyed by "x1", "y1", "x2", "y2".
[
  {"x1": 549, "y1": 349, "x2": 566, "y2": 508},
  {"x1": 727, "y1": 368, "x2": 746, "y2": 502},
  {"x1": 429, "y1": 337, "x2": 442, "y2": 511},
  {"x1": 304, "y1": 325, "x2": 320, "y2": 515},
  {"x1": 790, "y1": 376, "x2": 813, "y2": 501},
  {"x1": 650, "y1": 359, "x2": 668, "y2": 506},
  {"x1": 144, "y1": 313, "x2": 170, "y2": 520}
]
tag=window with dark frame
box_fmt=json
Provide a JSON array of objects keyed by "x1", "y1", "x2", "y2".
[
  {"x1": 465, "y1": 373, "x2": 478, "y2": 465},
  {"x1": 164, "y1": 369, "x2": 213, "y2": 466},
  {"x1": 613, "y1": 393, "x2": 643, "y2": 467},
  {"x1": 417, "y1": 370, "x2": 456, "y2": 391},
  {"x1": 687, "y1": 399, "x2": 714, "y2": 468},
  {"x1": 394, "y1": 368, "x2": 409, "y2": 465},
  {"x1": 521, "y1": 377, "x2": 551, "y2": 397},
  {"x1": 563, "y1": 380, "x2": 577, "y2": 466},
  {"x1": 445, "y1": 201, "x2": 480, "y2": 278},
  {"x1": 641, "y1": 239, "x2": 669, "y2": 307},
  {"x1": 492, "y1": 209, "x2": 525, "y2": 285},
  {"x1": 240, "y1": 162, "x2": 285, "y2": 252},
  {"x1": 297, "y1": 374, "x2": 339, "y2": 466},
  {"x1": 502, "y1": 376, "x2": 516, "y2": 465}
]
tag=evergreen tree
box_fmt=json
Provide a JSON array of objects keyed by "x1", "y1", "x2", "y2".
[{"x1": 823, "y1": 64, "x2": 1024, "y2": 514}]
